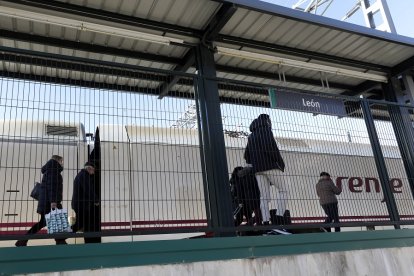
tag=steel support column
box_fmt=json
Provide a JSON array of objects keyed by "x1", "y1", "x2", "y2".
[
  {"x1": 382, "y1": 78, "x2": 414, "y2": 204},
  {"x1": 194, "y1": 44, "x2": 234, "y2": 236},
  {"x1": 361, "y1": 99, "x2": 400, "y2": 228}
]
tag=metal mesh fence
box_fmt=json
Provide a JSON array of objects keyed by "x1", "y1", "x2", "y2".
[
  {"x1": 0, "y1": 53, "x2": 413, "y2": 245},
  {"x1": 220, "y1": 84, "x2": 396, "y2": 233},
  {"x1": 372, "y1": 103, "x2": 414, "y2": 223},
  {"x1": 0, "y1": 55, "x2": 208, "y2": 245}
]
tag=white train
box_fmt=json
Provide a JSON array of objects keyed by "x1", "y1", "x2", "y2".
[{"x1": 0, "y1": 120, "x2": 413, "y2": 245}]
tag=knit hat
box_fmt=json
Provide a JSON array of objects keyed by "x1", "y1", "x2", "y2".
[
  {"x1": 320, "y1": 172, "x2": 330, "y2": 177},
  {"x1": 258, "y1": 114, "x2": 270, "y2": 120},
  {"x1": 84, "y1": 161, "x2": 95, "y2": 168}
]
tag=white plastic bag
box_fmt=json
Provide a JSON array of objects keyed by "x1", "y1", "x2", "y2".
[{"x1": 45, "y1": 208, "x2": 72, "y2": 234}]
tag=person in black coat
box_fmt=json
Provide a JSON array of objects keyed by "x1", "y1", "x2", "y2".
[
  {"x1": 244, "y1": 114, "x2": 287, "y2": 225},
  {"x1": 71, "y1": 162, "x2": 100, "y2": 243},
  {"x1": 15, "y1": 155, "x2": 67, "y2": 246}
]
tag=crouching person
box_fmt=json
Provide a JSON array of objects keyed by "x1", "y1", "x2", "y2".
[
  {"x1": 316, "y1": 172, "x2": 342, "y2": 232},
  {"x1": 230, "y1": 166, "x2": 261, "y2": 226},
  {"x1": 71, "y1": 162, "x2": 100, "y2": 243}
]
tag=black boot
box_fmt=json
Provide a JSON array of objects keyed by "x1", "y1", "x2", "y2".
[
  {"x1": 15, "y1": 240, "x2": 28, "y2": 247},
  {"x1": 270, "y1": 210, "x2": 292, "y2": 225},
  {"x1": 271, "y1": 215, "x2": 286, "y2": 225}
]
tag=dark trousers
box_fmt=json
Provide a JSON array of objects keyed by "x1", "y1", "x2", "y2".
[
  {"x1": 23, "y1": 214, "x2": 66, "y2": 244},
  {"x1": 234, "y1": 198, "x2": 262, "y2": 226},
  {"x1": 72, "y1": 206, "x2": 100, "y2": 243},
  {"x1": 322, "y1": 202, "x2": 340, "y2": 232}
]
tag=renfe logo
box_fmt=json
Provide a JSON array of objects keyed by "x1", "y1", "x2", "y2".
[{"x1": 336, "y1": 177, "x2": 403, "y2": 193}]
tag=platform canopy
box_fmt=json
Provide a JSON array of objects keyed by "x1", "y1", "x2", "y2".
[{"x1": 0, "y1": 0, "x2": 414, "y2": 103}]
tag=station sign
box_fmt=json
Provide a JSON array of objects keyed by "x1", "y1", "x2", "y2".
[{"x1": 268, "y1": 88, "x2": 347, "y2": 116}]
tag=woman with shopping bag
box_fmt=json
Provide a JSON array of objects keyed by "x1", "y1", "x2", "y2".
[{"x1": 15, "y1": 155, "x2": 67, "y2": 246}]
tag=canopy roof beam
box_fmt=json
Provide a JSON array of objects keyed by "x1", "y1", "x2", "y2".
[
  {"x1": 158, "y1": 3, "x2": 237, "y2": 99},
  {"x1": 391, "y1": 56, "x2": 414, "y2": 77},
  {"x1": 1, "y1": 0, "x2": 202, "y2": 38},
  {"x1": 0, "y1": 30, "x2": 182, "y2": 65},
  {"x1": 216, "y1": 34, "x2": 390, "y2": 73},
  {"x1": 216, "y1": 64, "x2": 354, "y2": 90}
]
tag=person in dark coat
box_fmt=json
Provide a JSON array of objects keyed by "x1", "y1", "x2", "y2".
[
  {"x1": 71, "y1": 162, "x2": 100, "y2": 243},
  {"x1": 244, "y1": 114, "x2": 287, "y2": 226},
  {"x1": 316, "y1": 172, "x2": 342, "y2": 232},
  {"x1": 15, "y1": 155, "x2": 67, "y2": 246},
  {"x1": 230, "y1": 166, "x2": 262, "y2": 226}
]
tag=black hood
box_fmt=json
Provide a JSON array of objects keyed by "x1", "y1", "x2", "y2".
[
  {"x1": 249, "y1": 115, "x2": 270, "y2": 132},
  {"x1": 41, "y1": 159, "x2": 63, "y2": 174}
]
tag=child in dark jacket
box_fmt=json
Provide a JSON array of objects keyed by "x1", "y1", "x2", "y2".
[{"x1": 230, "y1": 166, "x2": 262, "y2": 226}]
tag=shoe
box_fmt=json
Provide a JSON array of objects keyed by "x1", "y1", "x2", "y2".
[
  {"x1": 266, "y1": 229, "x2": 292, "y2": 235},
  {"x1": 320, "y1": 227, "x2": 328, "y2": 233},
  {"x1": 15, "y1": 240, "x2": 28, "y2": 247},
  {"x1": 55, "y1": 240, "x2": 67, "y2": 245}
]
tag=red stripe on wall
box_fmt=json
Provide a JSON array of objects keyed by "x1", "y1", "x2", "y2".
[{"x1": 2, "y1": 215, "x2": 414, "y2": 230}]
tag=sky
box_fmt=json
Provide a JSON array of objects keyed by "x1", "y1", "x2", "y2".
[
  {"x1": 0, "y1": 78, "x2": 397, "y2": 148},
  {"x1": 262, "y1": 0, "x2": 414, "y2": 38}
]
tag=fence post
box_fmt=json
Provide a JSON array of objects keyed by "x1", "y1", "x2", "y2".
[
  {"x1": 382, "y1": 80, "x2": 414, "y2": 205},
  {"x1": 361, "y1": 99, "x2": 400, "y2": 228},
  {"x1": 194, "y1": 44, "x2": 234, "y2": 236}
]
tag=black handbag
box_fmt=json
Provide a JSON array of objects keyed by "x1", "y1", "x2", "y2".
[{"x1": 30, "y1": 182, "x2": 42, "y2": 200}]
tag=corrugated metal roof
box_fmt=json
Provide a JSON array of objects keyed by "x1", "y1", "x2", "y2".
[
  {"x1": 0, "y1": 0, "x2": 413, "y2": 100},
  {"x1": 60, "y1": 0, "x2": 221, "y2": 30},
  {"x1": 220, "y1": 7, "x2": 414, "y2": 67},
  {"x1": 0, "y1": 39, "x2": 176, "y2": 71},
  {"x1": 0, "y1": 17, "x2": 188, "y2": 58}
]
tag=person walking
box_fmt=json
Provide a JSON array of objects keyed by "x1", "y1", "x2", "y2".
[
  {"x1": 316, "y1": 172, "x2": 342, "y2": 232},
  {"x1": 244, "y1": 114, "x2": 287, "y2": 227},
  {"x1": 71, "y1": 162, "x2": 100, "y2": 243},
  {"x1": 15, "y1": 155, "x2": 67, "y2": 246}
]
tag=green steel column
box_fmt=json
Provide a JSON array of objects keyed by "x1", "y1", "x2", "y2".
[
  {"x1": 361, "y1": 99, "x2": 400, "y2": 228},
  {"x1": 383, "y1": 78, "x2": 414, "y2": 203},
  {"x1": 194, "y1": 44, "x2": 234, "y2": 236}
]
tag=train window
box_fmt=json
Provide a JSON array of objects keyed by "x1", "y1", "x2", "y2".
[{"x1": 45, "y1": 125, "x2": 78, "y2": 137}]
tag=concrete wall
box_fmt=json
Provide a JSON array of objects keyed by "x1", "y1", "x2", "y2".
[
  {"x1": 3, "y1": 230, "x2": 414, "y2": 275},
  {"x1": 38, "y1": 246, "x2": 414, "y2": 276}
]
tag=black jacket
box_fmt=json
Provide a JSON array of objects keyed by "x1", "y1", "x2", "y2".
[
  {"x1": 244, "y1": 117, "x2": 285, "y2": 173},
  {"x1": 72, "y1": 169, "x2": 98, "y2": 211},
  {"x1": 230, "y1": 167, "x2": 260, "y2": 208},
  {"x1": 37, "y1": 159, "x2": 63, "y2": 214}
]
